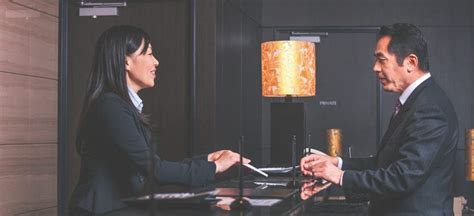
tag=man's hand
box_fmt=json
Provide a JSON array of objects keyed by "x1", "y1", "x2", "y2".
[
  {"x1": 300, "y1": 154, "x2": 343, "y2": 185},
  {"x1": 208, "y1": 150, "x2": 251, "y2": 173}
]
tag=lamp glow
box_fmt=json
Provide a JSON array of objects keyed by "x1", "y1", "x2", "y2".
[{"x1": 261, "y1": 40, "x2": 316, "y2": 97}]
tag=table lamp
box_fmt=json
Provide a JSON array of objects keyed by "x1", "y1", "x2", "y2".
[{"x1": 261, "y1": 40, "x2": 316, "y2": 165}]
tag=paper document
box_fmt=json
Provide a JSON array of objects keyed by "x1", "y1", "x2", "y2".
[
  {"x1": 259, "y1": 166, "x2": 299, "y2": 174},
  {"x1": 216, "y1": 197, "x2": 281, "y2": 208},
  {"x1": 304, "y1": 148, "x2": 328, "y2": 156},
  {"x1": 253, "y1": 181, "x2": 288, "y2": 187},
  {"x1": 131, "y1": 189, "x2": 218, "y2": 201},
  {"x1": 243, "y1": 163, "x2": 269, "y2": 177}
]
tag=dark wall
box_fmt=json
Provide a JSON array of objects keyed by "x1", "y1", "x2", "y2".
[
  {"x1": 195, "y1": 0, "x2": 263, "y2": 164},
  {"x1": 216, "y1": 0, "x2": 263, "y2": 164},
  {"x1": 262, "y1": 0, "x2": 471, "y2": 27},
  {"x1": 261, "y1": 0, "x2": 474, "y2": 203},
  {"x1": 66, "y1": 0, "x2": 190, "y2": 211},
  {"x1": 194, "y1": 0, "x2": 217, "y2": 155}
]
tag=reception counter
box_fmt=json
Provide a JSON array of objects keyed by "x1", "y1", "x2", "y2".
[{"x1": 92, "y1": 176, "x2": 369, "y2": 216}]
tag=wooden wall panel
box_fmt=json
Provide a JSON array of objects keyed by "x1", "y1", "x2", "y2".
[
  {"x1": 0, "y1": 0, "x2": 58, "y2": 215},
  {"x1": 0, "y1": 1, "x2": 57, "y2": 79},
  {"x1": 0, "y1": 73, "x2": 57, "y2": 144},
  {"x1": 16, "y1": 207, "x2": 57, "y2": 216},
  {"x1": 11, "y1": 0, "x2": 58, "y2": 17},
  {"x1": 0, "y1": 144, "x2": 57, "y2": 216}
]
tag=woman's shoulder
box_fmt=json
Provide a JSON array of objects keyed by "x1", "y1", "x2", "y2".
[
  {"x1": 96, "y1": 92, "x2": 125, "y2": 104},
  {"x1": 94, "y1": 92, "x2": 131, "y2": 113}
]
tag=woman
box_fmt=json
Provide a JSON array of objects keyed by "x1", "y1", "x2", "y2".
[{"x1": 69, "y1": 25, "x2": 248, "y2": 215}]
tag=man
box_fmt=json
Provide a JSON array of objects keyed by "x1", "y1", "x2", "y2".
[{"x1": 300, "y1": 23, "x2": 459, "y2": 215}]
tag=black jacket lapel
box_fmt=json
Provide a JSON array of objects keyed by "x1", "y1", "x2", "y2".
[{"x1": 377, "y1": 78, "x2": 434, "y2": 153}]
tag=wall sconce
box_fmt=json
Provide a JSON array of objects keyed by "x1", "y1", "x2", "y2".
[
  {"x1": 467, "y1": 129, "x2": 474, "y2": 181},
  {"x1": 261, "y1": 40, "x2": 316, "y2": 165}
]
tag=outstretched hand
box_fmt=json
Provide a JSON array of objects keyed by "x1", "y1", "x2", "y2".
[
  {"x1": 207, "y1": 150, "x2": 227, "y2": 161},
  {"x1": 300, "y1": 154, "x2": 343, "y2": 185},
  {"x1": 208, "y1": 150, "x2": 251, "y2": 173}
]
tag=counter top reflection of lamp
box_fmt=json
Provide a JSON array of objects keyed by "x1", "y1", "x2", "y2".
[{"x1": 261, "y1": 40, "x2": 316, "y2": 165}]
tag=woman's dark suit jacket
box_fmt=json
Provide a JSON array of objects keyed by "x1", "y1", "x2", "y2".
[
  {"x1": 342, "y1": 78, "x2": 459, "y2": 215},
  {"x1": 69, "y1": 92, "x2": 216, "y2": 214}
]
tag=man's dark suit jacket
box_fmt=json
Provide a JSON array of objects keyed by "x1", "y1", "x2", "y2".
[
  {"x1": 69, "y1": 92, "x2": 216, "y2": 214},
  {"x1": 341, "y1": 78, "x2": 458, "y2": 216}
]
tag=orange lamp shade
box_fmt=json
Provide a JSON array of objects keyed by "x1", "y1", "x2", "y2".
[{"x1": 261, "y1": 40, "x2": 316, "y2": 97}]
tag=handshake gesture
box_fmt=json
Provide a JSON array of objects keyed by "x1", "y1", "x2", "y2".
[{"x1": 299, "y1": 153, "x2": 344, "y2": 185}]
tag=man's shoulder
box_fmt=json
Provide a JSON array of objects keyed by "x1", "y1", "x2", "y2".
[
  {"x1": 407, "y1": 78, "x2": 445, "y2": 103},
  {"x1": 410, "y1": 79, "x2": 457, "y2": 121},
  {"x1": 418, "y1": 80, "x2": 451, "y2": 104}
]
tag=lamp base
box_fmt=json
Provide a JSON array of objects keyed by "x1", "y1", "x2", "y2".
[
  {"x1": 230, "y1": 198, "x2": 252, "y2": 210},
  {"x1": 270, "y1": 102, "x2": 305, "y2": 165}
]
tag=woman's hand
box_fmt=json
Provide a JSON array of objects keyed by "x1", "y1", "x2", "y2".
[
  {"x1": 209, "y1": 150, "x2": 251, "y2": 173},
  {"x1": 207, "y1": 150, "x2": 227, "y2": 162}
]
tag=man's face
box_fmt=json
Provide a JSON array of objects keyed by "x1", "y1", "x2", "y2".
[{"x1": 373, "y1": 36, "x2": 410, "y2": 93}]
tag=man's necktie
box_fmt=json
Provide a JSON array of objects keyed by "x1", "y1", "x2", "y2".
[{"x1": 393, "y1": 100, "x2": 402, "y2": 116}]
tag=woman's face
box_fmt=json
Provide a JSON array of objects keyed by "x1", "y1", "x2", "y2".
[{"x1": 125, "y1": 40, "x2": 159, "y2": 92}]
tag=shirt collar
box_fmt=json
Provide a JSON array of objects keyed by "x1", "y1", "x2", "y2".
[
  {"x1": 399, "y1": 72, "x2": 431, "y2": 105},
  {"x1": 128, "y1": 87, "x2": 143, "y2": 113}
]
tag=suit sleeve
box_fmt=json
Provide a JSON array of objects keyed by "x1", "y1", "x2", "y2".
[
  {"x1": 98, "y1": 97, "x2": 216, "y2": 187},
  {"x1": 342, "y1": 104, "x2": 450, "y2": 198},
  {"x1": 342, "y1": 157, "x2": 377, "y2": 171},
  {"x1": 183, "y1": 154, "x2": 209, "y2": 162}
]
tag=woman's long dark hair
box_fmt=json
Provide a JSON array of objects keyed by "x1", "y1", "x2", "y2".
[{"x1": 76, "y1": 25, "x2": 152, "y2": 154}]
